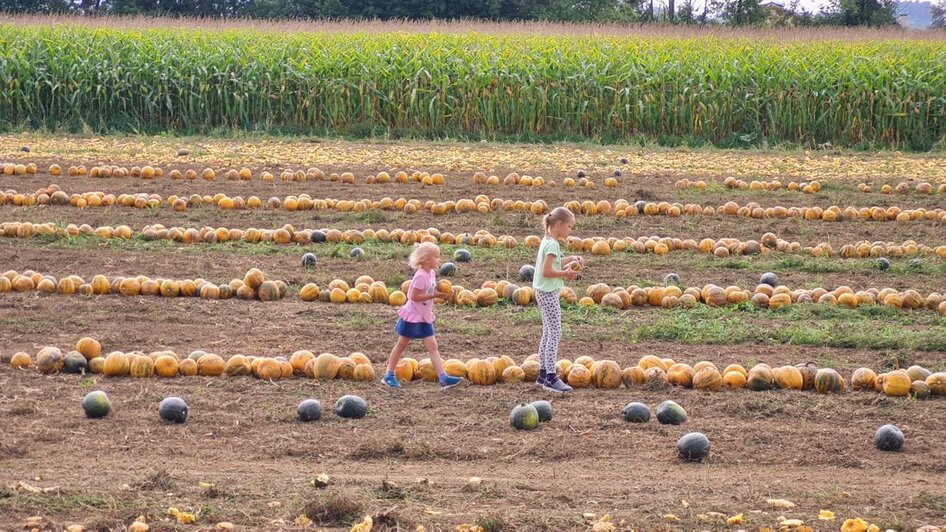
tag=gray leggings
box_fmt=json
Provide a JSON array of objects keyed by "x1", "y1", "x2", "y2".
[{"x1": 535, "y1": 289, "x2": 562, "y2": 374}]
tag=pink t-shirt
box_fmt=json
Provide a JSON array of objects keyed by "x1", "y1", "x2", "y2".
[{"x1": 397, "y1": 268, "x2": 436, "y2": 323}]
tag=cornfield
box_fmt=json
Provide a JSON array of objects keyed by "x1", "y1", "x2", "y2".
[{"x1": 1, "y1": 22, "x2": 945, "y2": 149}]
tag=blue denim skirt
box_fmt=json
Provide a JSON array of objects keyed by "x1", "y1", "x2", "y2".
[{"x1": 395, "y1": 318, "x2": 435, "y2": 339}]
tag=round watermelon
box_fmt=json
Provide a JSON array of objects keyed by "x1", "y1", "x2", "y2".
[
  {"x1": 63, "y1": 351, "x2": 89, "y2": 374},
  {"x1": 297, "y1": 399, "x2": 322, "y2": 422},
  {"x1": 510, "y1": 404, "x2": 540, "y2": 431},
  {"x1": 454, "y1": 249, "x2": 472, "y2": 263},
  {"x1": 158, "y1": 396, "x2": 188, "y2": 424},
  {"x1": 82, "y1": 391, "x2": 111, "y2": 419},
  {"x1": 874, "y1": 424, "x2": 904, "y2": 452},
  {"x1": 656, "y1": 400, "x2": 687, "y2": 425},
  {"x1": 530, "y1": 400, "x2": 552, "y2": 422},
  {"x1": 310, "y1": 230, "x2": 327, "y2": 243},
  {"x1": 677, "y1": 432, "x2": 711, "y2": 462},
  {"x1": 335, "y1": 395, "x2": 368, "y2": 419},
  {"x1": 439, "y1": 262, "x2": 457, "y2": 276},
  {"x1": 301, "y1": 253, "x2": 317, "y2": 268},
  {"x1": 663, "y1": 273, "x2": 680, "y2": 286},
  {"x1": 760, "y1": 272, "x2": 779, "y2": 287},
  {"x1": 622, "y1": 402, "x2": 651, "y2": 423},
  {"x1": 518, "y1": 265, "x2": 535, "y2": 283},
  {"x1": 350, "y1": 247, "x2": 365, "y2": 259},
  {"x1": 875, "y1": 257, "x2": 890, "y2": 271}
]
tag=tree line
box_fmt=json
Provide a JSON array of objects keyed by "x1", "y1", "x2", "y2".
[{"x1": 2, "y1": 0, "x2": 944, "y2": 27}]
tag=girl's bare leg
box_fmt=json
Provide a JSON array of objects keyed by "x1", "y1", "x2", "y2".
[
  {"x1": 386, "y1": 336, "x2": 412, "y2": 373},
  {"x1": 423, "y1": 336, "x2": 445, "y2": 374}
]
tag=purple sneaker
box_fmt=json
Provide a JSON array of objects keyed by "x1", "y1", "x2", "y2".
[{"x1": 541, "y1": 377, "x2": 573, "y2": 394}]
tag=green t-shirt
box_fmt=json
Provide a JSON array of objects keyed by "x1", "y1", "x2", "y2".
[{"x1": 533, "y1": 237, "x2": 564, "y2": 292}]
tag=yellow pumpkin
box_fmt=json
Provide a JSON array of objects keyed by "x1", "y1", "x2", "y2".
[
  {"x1": 591, "y1": 360, "x2": 622, "y2": 389},
  {"x1": 574, "y1": 356, "x2": 595, "y2": 370},
  {"x1": 622, "y1": 366, "x2": 646, "y2": 387},
  {"x1": 256, "y1": 358, "x2": 282, "y2": 380},
  {"x1": 192, "y1": 353, "x2": 223, "y2": 376},
  {"x1": 444, "y1": 359, "x2": 468, "y2": 378},
  {"x1": 882, "y1": 370, "x2": 912, "y2": 397},
  {"x1": 308, "y1": 353, "x2": 341, "y2": 379},
  {"x1": 335, "y1": 358, "x2": 356, "y2": 380},
  {"x1": 500, "y1": 366, "x2": 525, "y2": 383},
  {"x1": 225, "y1": 355, "x2": 252, "y2": 377},
  {"x1": 693, "y1": 361, "x2": 718, "y2": 373},
  {"x1": 299, "y1": 283, "x2": 320, "y2": 302},
  {"x1": 775, "y1": 366, "x2": 804, "y2": 390},
  {"x1": 352, "y1": 363, "x2": 376, "y2": 382},
  {"x1": 638, "y1": 355, "x2": 666, "y2": 372},
  {"x1": 129, "y1": 355, "x2": 154, "y2": 378},
  {"x1": 414, "y1": 359, "x2": 438, "y2": 382},
  {"x1": 103, "y1": 351, "x2": 130, "y2": 376},
  {"x1": 926, "y1": 372, "x2": 946, "y2": 395},
  {"x1": 667, "y1": 364, "x2": 695, "y2": 388},
  {"x1": 467, "y1": 359, "x2": 497, "y2": 385},
  {"x1": 243, "y1": 268, "x2": 265, "y2": 289},
  {"x1": 722, "y1": 364, "x2": 747, "y2": 378},
  {"x1": 521, "y1": 360, "x2": 540, "y2": 382},
  {"x1": 349, "y1": 352, "x2": 371, "y2": 365}
]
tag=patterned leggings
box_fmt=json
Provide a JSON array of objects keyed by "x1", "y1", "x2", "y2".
[{"x1": 535, "y1": 289, "x2": 562, "y2": 374}]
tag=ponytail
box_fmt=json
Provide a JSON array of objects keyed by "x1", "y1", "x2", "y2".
[{"x1": 544, "y1": 206, "x2": 575, "y2": 235}]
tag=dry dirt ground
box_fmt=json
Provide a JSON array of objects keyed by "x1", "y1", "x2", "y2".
[{"x1": 1, "y1": 136, "x2": 945, "y2": 531}]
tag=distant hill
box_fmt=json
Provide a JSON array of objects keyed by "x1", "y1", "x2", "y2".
[{"x1": 897, "y1": 1, "x2": 932, "y2": 28}]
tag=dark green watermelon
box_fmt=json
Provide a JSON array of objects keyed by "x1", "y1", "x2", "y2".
[
  {"x1": 158, "y1": 397, "x2": 188, "y2": 424},
  {"x1": 453, "y1": 249, "x2": 471, "y2": 263},
  {"x1": 518, "y1": 265, "x2": 535, "y2": 282},
  {"x1": 677, "y1": 432, "x2": 711, "y2": 462},
  {"x1": 530, "y1": 400, "x2": 552, "y2": 422},
  {"x1": 509, "y1": 404, "x2": 540, "y2": 431},
  {"x1": 622, "y1": 402, "x2": 651, "y2": 423},
  {"x1": 656, "y1": 400, "x2": 687, "y2": 425},
  {"x1": 297, "y1": 399, "x2": 322, "y2": 422},
  {"x1": 874, "y1": 424, "x2": 904, "y2": 452},
  {"x1": 335, "y1": 395, "x2": 367, "y2": 419},
  {"x1": 82, "y1": 391, "x2": 111, "y2": 419}
]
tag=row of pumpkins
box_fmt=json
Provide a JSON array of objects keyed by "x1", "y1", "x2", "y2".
[
  {"x1": 857, "y1": 182, "x2": 946, "y2": 195},
  {"x1": 5, "y1": 220, "x2": 945, "y2": 261},
  {"x1": 0, "y1": 268, "x2": 288, "y2": 302},
  {"x1": 676, "y1": 177, "x2": 825, "y2": 194},
  {"x1": 3, "y1": 265, "x2": 944, "y2": 316},
  {"x1": 8, "y1": 342, "x2": 945, "y2": 399},
  {"x1": 2, "y1": 161, "x2": 447, "y2": 186},
  {"x1": 5, "y1": 184, "x2": 946, "y2": 223}
]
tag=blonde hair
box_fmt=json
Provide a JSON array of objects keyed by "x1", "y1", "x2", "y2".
[
  {"x1": 543, "y1": 206, "x2": 575, "y2": 234},
  {"x1": 409, "y1": 241, "x2": 440, "y2": 269}
]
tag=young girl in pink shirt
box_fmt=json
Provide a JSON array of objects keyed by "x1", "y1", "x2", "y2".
[{"x1": 383, "y1": 242, "x2": 463, "y2": 390}]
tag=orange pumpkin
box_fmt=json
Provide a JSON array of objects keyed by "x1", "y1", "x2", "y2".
[
  {"x1": 926, "y1": 372, "x2": 946, "y2": 395},
  {"x1": 667, "y1": 364, "x2": 695, "y2": 388},
  {"x1": 154, "y1": 355, "x2": 180, "y2": 378},
  {"x1": 591, "y1": 360, "x2": 622, "y2": 389},
  {"x1": 692, "y1": 368, "x2": 722, "y2": 391},
  {"x1": 643, "y1": 367, "x2": 668, "y2": 385},
  {"x1": 574, "y1": 356, "x2": 595, "y2": 370},
  {"x1": 491, "y1": 356, "x2": 512, "y2": 376},
  {"x1": 722, "y1": 364, "x2": 747, "y2": 378},
  {"x1": 850, "y1": 367, "x2": 878, "y2": 391},
  {"x1": 638, "y1": 355, "x2": 666, "y2": 371},
  {"x1": 76, "y1": 337, "x2": 102, "y2": 360},
  {"x1": 467, "y1": 359, "x2": 497, "y2": 385},
  {"x1": 349, "y1": 352, "x2": 371, "y2": 365},
  {"x1": 256, "y1": 358, "x2": 282, "y2": 380},
  {"x1": 394, "y1": 359, "x2": 414, "y2": 382},
  {"x1": 335, "y1": 357, "x2": 357, "y2": 380},
  {"x1": 87, "y1": 356, "x2": 105, "y2": 374},
  {"x1": 243, "y1": 268, "x2": 265, "y2": 289},
  {"x1": 128, "y1": 355, "x2": 154, "y2": 378},
  {"x1": 413, "y1": 359, "x2": 438, "y2": 382},
  {"x1": 746, "y1": 365, "x2": 774, "y2": 391},
  {"x1": 197, "y1": 354, "x2": 226, "y2": 376},
  {"x1": 178, "y1": 358, "x2": 198, "y2": 376},
  {"x1": 566, "y1": 363, "x2": 592, "y2": 388},
  {"x1": 693, "y1": 361, "x2": 718, "y2": 373},
  {"x1": 10, "y1": 352, "x2": 32, "y2": 369},
  {"x1": 722, "y1": 370, "x2": 747, "y2": 389},
  {"x1": 289, "y1": 350, "x2": 315, "y2": 376}
]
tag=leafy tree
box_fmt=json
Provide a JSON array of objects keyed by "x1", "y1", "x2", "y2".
[
  {"x1": 818, "y1": 0, "x2": 897, "y2": 26},
  {"x1": 931, "y1": 0, "x2": 946, "y2": 28}
]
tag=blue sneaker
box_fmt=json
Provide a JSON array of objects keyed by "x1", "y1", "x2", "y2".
[
  {"x1": 439, "y1": 374, "x2": 463, "y2": 390},
  {"x1": 382, "y1": 373, "x2": 401, "y2": 388}
]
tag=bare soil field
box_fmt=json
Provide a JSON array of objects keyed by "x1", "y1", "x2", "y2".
[{"x1": 1, "y1": 135, "x2": 945, "y2": 531}]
